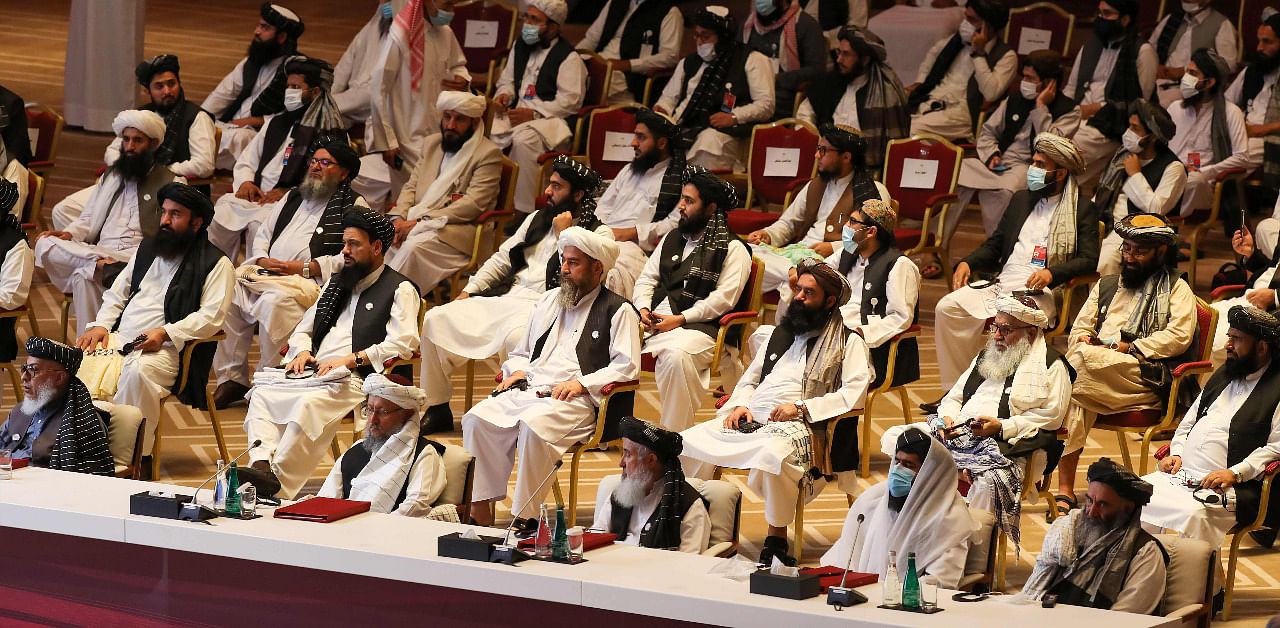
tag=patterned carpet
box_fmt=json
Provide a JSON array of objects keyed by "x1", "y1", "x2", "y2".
[{"x1": 1, "y1": 1, "x2": 1276, "y2": 624}]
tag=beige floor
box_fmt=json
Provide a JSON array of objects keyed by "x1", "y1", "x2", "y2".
[{"x1": 1, "y1": 1, "x2": 1277, "y2": 624}]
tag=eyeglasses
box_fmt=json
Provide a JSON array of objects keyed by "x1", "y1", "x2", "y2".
[
  {"x1": 1117, "y1": 243, "x2": 1154, "y2": 257},
  {"x1": 360, "y1": 404, "x2": 404, "y2": 419},
  {"x1": 988, "y1": 322, "x2": 1034, "y2": 336},
  {"x1": 19, "y1": 364, "x2": 63, "y2": 378},
  {"x1": 309, "y1": 158, "x2": 338, "y2": 168}
]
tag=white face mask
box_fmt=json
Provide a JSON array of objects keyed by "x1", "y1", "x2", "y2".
[
  {"x1": 1122, "y1": 128, "x2": 1145, "y2": 154},
  {"x1": 284, "y1": 88, "x2": 305, "y2": 112},
  {"x1": 1180, "y1": 1, "x2": 1202, "y2": 13},
  {"x1": 697, "y1": 42, "x2": 716, "y2": 62},
  {"x1": 1179, "y1": 72, "x2": 1201, "y2": 100},
  {"x1": 1019, "y1": 80, "x2": 1039, "y2": 100},
  {"x1": 959, "y1": 20, "x2": 976, "y2": 44}
]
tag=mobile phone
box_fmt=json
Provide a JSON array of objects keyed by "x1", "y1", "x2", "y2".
[
  {"x1": 120, "y1": 334, "x2": 147, "y2": 356},
  {"x1": 990, "y1": 164, "x2": 1011, "y2": 173},
  {"x1": 257, "y1": 268, "x2": 282, "y2": 276}
]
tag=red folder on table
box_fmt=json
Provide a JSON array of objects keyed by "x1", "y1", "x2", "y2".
[
  {"x1": 517, "y1": 531, "x2": 618, "y2": 552},
  {"x1": 273, "y1": 497, "x2": 370, "y2": 523},
  {"x1": 800, "y1": 566, "x2": 878, "y2": 592}
]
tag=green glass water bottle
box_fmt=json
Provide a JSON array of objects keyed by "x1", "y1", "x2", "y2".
[
  {"x1": 225, "y1": 462, "x2": 242, "y2": 516},
  {"x1": 551, "y1": 505, "x2": 569, "y2": 560},
  {"x1": 901, "y1": 551, "x2": 920, "y2": 608}
]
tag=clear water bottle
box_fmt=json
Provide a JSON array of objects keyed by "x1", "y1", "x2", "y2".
[
  {"x1": 213, "y1": 460, "x2": 227, "y2": 511},
  {"x1": 883, "y1": 550, "x2": 901, "y2": 606},
  {"x1": 534, "y1": 503, "x2": 553, "y2": 558},
  {"x1": 902, "y1": 551, "x2": 921, "y2": 609}
]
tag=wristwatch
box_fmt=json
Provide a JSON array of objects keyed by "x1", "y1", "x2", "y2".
[
  {"x1": 353, "y1": 352, "x2": 366, "y2": 367},
  {"x1": 302, "y1": 261, "x2": 311, "y2": 279},
  {"x1": 795, "y1": 400, "x2": 809, "y2": 421}
]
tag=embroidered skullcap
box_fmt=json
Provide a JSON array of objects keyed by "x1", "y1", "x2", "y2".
[
  {"x1": 837, "y1": 25, "x2": 887, "y2": 63},
  {"x1": 112, "y1": 109, "x2": 166, "y2": 141},
  {"x1": 558, "y1": 226, "x2": 619, "y2": 274},
  {"x1": 635, "y1": 107, "x2": 679, "y2": 140},
  {"x1": 527, "y1": 0, "x2": 568, "y2": 24},
  {"x1": 1191, "y1": 47, "x2": 1230, "y2": 85},
  {"x1": 436, "y1": 90, "x2": 487, "y2": 118},
  {"x1": 694, "y1": 5, "x2": 735, "y2": 38},
  {"x1": 996, "y1": 294, "x2": 1050, "y2": 329},
  {"x1": 895, "y1": 426, "x2": 930, "y2": 463},
  {"x1": 320, "y1": 139, "x2": 360, "y2": 180},
  {"x1": 551, "y1": 154, "x2": 603, "y2": 195},
  {"x1": 1129, "y1": 99, "x2": 1176, "y2": 145},
  {"x1": 284, "y1": 55, "x2": 333, "y2": 90},
  {"x1": 363, "y1": 373, "x2": 428, "y2": 412},
  {"x1": 1227, "y1": 305, "x2": 1280, "y2": 343},
  {"x1": 860, "y1": 198, "x2": 897, "y2": 232},
  {"x1": 682, "y1": 165, "x2": 738, "y2": 211},
  {"x1": 135, "y1": 54, "x2": 180, "y2": 86},
  {"x1": 795, "y1": 258, "x2": 851, "y2": 306},
  {"x1": 620, "y1": 416, "x2": 682, "y2": 460},
  {"x1": 1103, "y1": 0, "x2": 1139, "y2": 18},
  {"x1": 969, "y1": 0, "x2": 1010, "y2": 30},
  {"x1": 27, "y1": 337, "x2": 82, "y2": 375},
  {"x1": 261, "y1": 3, "x2": 305, "y2": 39},
  {"x1": 158, "y1": 182, "x2": 214, "y2": 224},
  {"x1": 342, "y1": 206, "x2": 395, "y2": 251},
  {"x1": 0, "y1": 179, "x2": 17, "y2": 216},
  {"x1": 1087, "y1": 457, "x2": 1153, "y2": 506},
  {"x1": 1114, "y1": 213, "x2": 1177, "y2": 247},
  {"x1": 1032, "y1": 132, "x2": 1084, "y2": 176},
  {"x1": 819, "y1": 123, "x2": 862, "y2": 154}
]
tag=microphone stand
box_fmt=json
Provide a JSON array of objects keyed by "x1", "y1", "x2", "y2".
[
  {"x1": 827, "y1": 514, "x2": 868, "y2": 609},
  {"x1": 491, "y1": 460, "x2": 564, "y2": 564},
  {"x1": 179, "y1": 440, "x2": 261, "y2": 522}
]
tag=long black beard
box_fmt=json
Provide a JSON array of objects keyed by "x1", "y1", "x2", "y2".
[
  {"x1": 631, "y1": 146, "x2": 665, "y2": 173},
  {"x1": 780, "y1": 302, "x2": 834, "y2": 335},
  {"x1": 677, "y1": 209, "x2": 711, "y2": 235},
  {"x1": 817, "y1": 164, "x2": 841, "y2": 182},
  {"x1": 112, "y1": 150, "x2": 157, "y2": 182},
  {"x1": 247, "y1": 37, "x2": 283, "y2": 65},
  {"x1": 839, "y1": 62, "x2": 864, "y2": 84},
  {"x1": 151, "y1": 90, "x2": 185, "y2": 116},
  {"x1": 1119, "y1": 257, "x2": 1161, "y2": 289},
  {"x1": 1255, "y1": 51, "x2": 1280, "y2": 76},
  {"x1": 1223, "y1": 351, "x2": 1261, "y2": 379},
  {"x1": 153, "y1": 225, "x2": 195, "y2": 259},
  {"x1": 440, "y1": 125, "x2": 475, "y2": 153},
  {"x1": 1181, "y1": 89, "x2": 1206, "y2": 108},
  {"x1": 887, "y1": 493, "x2": 907, "y2": 512},
  {"x1": 338, "y1": 260, "x2": 374, "y2": 290}
]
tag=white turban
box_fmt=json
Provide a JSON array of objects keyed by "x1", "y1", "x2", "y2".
[
  {"x1": 558, "y1": 226, "x2": 619, "y2": 274},
  {"x1": 436, "y1": 90, "x2": 487, "y2": 118},
  {"x1": 995, "y1": 295, "x2": 1050, "y2": 329},
  {"x1": 528, "y1": 0, "x2": 568, "y2": 24},
  {"x1": 362, "y1": 373, "x2": 428, "y2": 413},
  {"x1": 112, "y1": 109, "x2": 166, "y2": 141}
]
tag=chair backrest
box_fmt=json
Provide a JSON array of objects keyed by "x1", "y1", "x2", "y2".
[
  {"x1": 97, "y1": 400, "x2": 144, "y2": 477},
  {"x1": 881, "y1": 134, "x2": 963, "y2": 221},
  {"x1": 1194, "y1": 296, "x2": 1216, "y2": 363},
  {"x1": 453, "y1": 0, "x2": 518, "y2": 75},
  {"x1": 23, "y1": 171, "x2": 44, "y2": 226},
  {"x1": 584, "y1": 105, "x2": 640, "y2": 180},
  {"x1": 494, "y1": 155, "x2": 519, "y2": 215},
  {"x1": 434, "y1": 443, "x2": 476, "y2": 508},
  {"x1": 1005, "y1": 3, "x2": 1075, "y2": 59},
  {"x1": 739, "y1": 256, "x2": 765, "y2": 315},
  {"x1": 1155, "y1": 534, "x2": 1215, "y2": 617},
  {"x1": 688, "y1": 477, "x2": 741, "y2": 549},
  {"x1": 578, "y1": 51, "x2": 613, "y2": 109},
  {"x1": 24, "y1": 103, "x2": 65, "y2": 166},
  {"x1": 746, "y1": 118, "x2": 820, "y2": 209}
]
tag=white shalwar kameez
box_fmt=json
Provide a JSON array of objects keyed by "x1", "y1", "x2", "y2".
[
  {"x1": 332, "y1": 9, "x2": 388, "y2": 124},
  {"x1": 681, "y1": 327, "x2": 871, "y2": 527},
  {"x1": 317, "y1": 419, "x2": 448, "y2": 516},
  {"x1": 1096, "y1": 158, "x2": 1187, "y2": 275},
  {"x1": 795, "y1": 74, "x2": 867, "y2": 128},
  {"x1": 202, "y1": 56, "x2": 287, "y2": 170},
  {"x1": 1141, "y1": 362, "x2": 1280, "y2": 548},
  {"x1": 576, "y1": 0, "x2": 683, "y2": 104},
  {"x1": 1225, "y1": 67, "x2": 1280, "y2": 176},
  {"x1": 1148, "y1": 11, "x2": 1239, "y2": 107},
  {"x1": 590, "y1": 474, "x2": 712, "y2": 552},
  {"x1": 1210, "y1": 220, "x2": 1280, "y2": 368},
  {"x1": 634, "y1": 232, "x2": 751, "y2": 432},
  {"x1": 594, "y1": 158, "x2": 680, "y2": 298},
  {"x1": 1166, "y1": 98, "x2": 1250, "y2": 216},
  {"x1": 207, "y1": 113, "x2": 296, "y2": 260},
  {"x1": 655, "y1": 52, "x2": 776, "y2": 171},
  {"x1": 462, "y1": 286, "x2": 641, "y2": 519},
  {"x1": 1064, "y1": 41, "x2": 1158, "y2": 189},
  {"x1": 908, "y1": 38, "x2": 1018, "y2": 142},
  {"x1": 243, "y1": 266, "x2": 420, "y2": 498},
  {"x1": 89, "y1": 250, "x2": 235, "y2": 454}
]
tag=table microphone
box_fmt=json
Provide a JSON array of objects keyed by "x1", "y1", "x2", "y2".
[
  {"x1": 491, "y1": 459, "x2": 564, "y2": 564},
  {"x1": 179, "y1": 440, "x2": 262, "y2": 522},
  {"x1": 827, "y1": 513, "x2": 868, "y2": 610}
]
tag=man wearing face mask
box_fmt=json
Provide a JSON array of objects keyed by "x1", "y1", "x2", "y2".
[
  {"x1": 1093, "y1": 100, "x2": 1187, "y2": 275},
  {"x1": 332, "y1": 2, "x2": 399, "y2": 126},
  {"x1": 799, "y1": 0, "x2": 868, "y2": 47},
  {"x1": 1151, "y1": 0, "x2": 1239, "y2": 108},
  {"x1": 654, "y1": 6, "x2": 776, "y2": 171},
  {"x1": 578, "y1": 0, "x2": 683, "y2": 105},
  {"x1": 490, "y1": 0, "x2": 587, "y2": 220},
  {"x1": 905, "y1": 0, "x2": 1018, "y2": 141},
  {"x1": 1225, "y1": 13, "x2": 1280, "y2": 190},
  {"x1": 821, "y1": 427, "x2": 977, "y2": 589},
  {"x1": 208, "y1": 56, "x2": 348, "y2": 261},
  {"x1": 931, "y1": 133, "x2": 1099, "y2": 402},
  {"x1": 740, "y1": 0, "x2": 827, "y2": 119},
  {"x1": 203, "y1": 3, "x2": 305, "y2": 170},
  {"x1": 795, "y1": 25, "x2": 910, "y2": 170},
  {"x1": 1167, "y1": 48, "x2": 1250, "y2": 222}
]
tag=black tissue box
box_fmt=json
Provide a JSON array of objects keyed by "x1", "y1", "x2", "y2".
[
  {"x1": 437, "y1": 532, "x2": 505, "y2": 562},
  {"x1": 129, "y1": 491, "x2": 195, "y2": 520},
  {"x1": 749, "y1": 569, "x2": 822, "y2": 600}
]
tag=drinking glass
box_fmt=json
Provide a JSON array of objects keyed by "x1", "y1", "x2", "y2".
[
  {"x1": 240, "y1": 484, "x2": 257, "y2": 519},
  {"x1": 0, "y1": 449, "x2": 11, "y2": 480},
  {"x1": 921, "y1": 576, "x2": 939, "y2": 611},
  {"x1": 566, "y1": 526, "x2": 585, "y2": 562}
]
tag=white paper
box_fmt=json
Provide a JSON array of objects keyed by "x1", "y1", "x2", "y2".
[
  {"x1": 1017, "y1": 27, "x2": 1053, "y2": 55},
  {"x1": 28, "y1": 128, "x2": 38, "y2": 156},
  {"x1": 601, "y1": 131, "x2": 634, "y2": 162},
  {"x1": 900, "y1": 158, "x2": 939, "y2": 189},
  {"x1": 762, "y1": 147, "x2": 801, "y2": 178},
  {"x1": 464, "y1": 20, "x2": 500, "y2": 49}
]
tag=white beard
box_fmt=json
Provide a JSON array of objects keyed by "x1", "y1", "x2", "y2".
[
  {"x1": 613, "y1": 468, "x2": 655, "y2": 508},
  {"x1": 19, "y1": 383, "x2": 58, "y2": 416},
  {"x1": 977, "y1": 335, "x2": 1034, "y2": 382}
]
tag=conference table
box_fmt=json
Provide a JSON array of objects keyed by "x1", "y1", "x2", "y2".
[{"x1": 0, "y1": 467, "x2": 1180, "y2": 627}]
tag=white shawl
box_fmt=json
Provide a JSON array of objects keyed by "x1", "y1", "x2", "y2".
[{"x1": 406, "y1": 130, "x2": 485, "y2": 220}]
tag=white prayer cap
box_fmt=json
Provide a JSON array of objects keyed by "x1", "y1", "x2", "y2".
[
  {"x1": 995, "y1": 295, "x2": 1049, "y2": 329},
  {"x1": 558, "y1": 226, "x2": 619, "y2": 274},
  {"x1": 527, "y1": 0, "x2": 568, "y2": 24},
  {"x1": 362, "y1": 373, "x2": 428, "y2": 413},
  {"x1": 112, "y1": 109, "x2": 166, "y2": 141},
  {"x1": 436, "y1": 90, "x2": 487, "y2": 118},
  {"x1": 269, "y1": 3, "x2": 300, "y2": 22}
]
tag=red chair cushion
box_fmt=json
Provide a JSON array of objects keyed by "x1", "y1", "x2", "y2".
[
  {"x1": 1096, "y1": 409, "x2": 1161, "y2": 428},
  {"x1": 641, "y1": 352, "x2": 656, "y2": 372},
  {"x1": 726, "y1": 209, "x2": 781, "y2": 235},
  {"x1": 894, "y1": 228, "x2": 922, "y2": 251}
]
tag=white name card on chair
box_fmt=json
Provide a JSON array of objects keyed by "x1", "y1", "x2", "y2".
[
  {"x1": 762, "y1": 147, "x2": 801, "y2": 177},
  {"x1": 900, "y1": 158, "x2": 938, "y2": 189},
  {"x1": 602, "y1": 131, "x2": 634, "y2": 162},
  {"x1": 465, "y1": 20, "x2": 500, "y2": 49},
  {"x1": 28, "y1": 128, "x2": 39, "y2": 155},
  {"x1": 1017, "y1": 27, "x2": 1053, "y2": 55}
]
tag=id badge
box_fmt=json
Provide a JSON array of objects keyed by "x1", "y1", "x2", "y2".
[
  {"x1": 523, "y1": 84, "x2": 536, "y2": 101},
  {"x1": 450, "y1": 193, "x2": 464, "y2": 203},
  {"x1": 1031, "y1": 245, "x2": 1047, "y2": 268},
  {"x1": 1188, "y1": 152, "x2": 1201, "y2": 169},
  {"x1": 721, "y1": 89, "x2": 736, "y2": 113}
]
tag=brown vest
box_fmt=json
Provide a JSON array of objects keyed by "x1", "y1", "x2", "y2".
[
  {"x1": 3, "y1": 402, "x2": 67, "y2": 467},
  {"x1": 795, "y1": 176, "x2": 855, "y2": 243}
]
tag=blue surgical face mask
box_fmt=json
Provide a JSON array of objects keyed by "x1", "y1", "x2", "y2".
[
  {"x1": 429, "y1": 7, "x2": 454, "y2": 26},
  {"x1": 380, "y1": 2, "x2": 393, "y2": 19},
  {"x1": 521, "y1": 23, "x2": 542, "y2": 45},
  {"x1": 841, "y1": 224, "x2": 859, "y2": 253},
  {"x1": 888, "y1": 464, "x2": 916, "y2": 497},
  {"x1": 754, "y1": 0, "x2": 777, "y2": 16},
  {"x1": 1026, "y1": 165, "x2": 1051, "y2": 191}
]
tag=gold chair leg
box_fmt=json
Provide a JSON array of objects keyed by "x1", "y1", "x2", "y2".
[
  {"x1": 995, "y1": 530, "x2": 1007, "y2": 591},
  {"x1": 1115, "y1": 431, "x2": 1133, "y2": 470},
  {"x1": 464, "y1": 359, "x2": 476, "y2": 411},
  {"x1": 895, "y1": 386, "x2": 912, "y2": 424},
  {"x1": 204, "y1": 388, "x2": 230, "y2": 463},
  {"x1": 793, "y1": 488, "x2": 805, "y2": 563},
  {"x1": 568, "y1": 450, "x2": 581, "y2": 528},
  {"x1": 60, "y1": 296, "x2": 71, "y2": 344},
  {"x1": 2, "y1": 364, "x2": 22, "y2": 403},
  {"x1": 1223, "y1": 530, "x2": 1247, "y2": 621},
  {"x1": 1138, "y1": 428, "x2": 1157, "y2": 476},
  {"x1": 551, "y1": 479, "x2": 564, "y2": 513},
  {"x1": 860, "y1": 392, "x2": 877, "y2": 478},
  {"x1": 151, "y1": 425, "x2": 163, "y2": 481},
  {"x1": 330, "y1": 438, "x2": 341, "y2": 461},
  {"x1": 24, "y1": 308, "x2": 39, "y2": 339}
]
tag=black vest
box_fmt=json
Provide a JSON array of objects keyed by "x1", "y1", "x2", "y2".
[
  {"x1": 799, "y1": 0, "x2": 848, "y2": 31},
  {"x1": 1125, "y1": 149, "x2": 1183, "y2": 218},
  {"x1": 512, "y1": 37, "x2": 575, "y2": 103},
  {"x1": 141, "y1": 100, "x2": 204, "y2": 166},
  {"x1": 340, "y1": 436, "x2": 445, "y2": 510},
  {"x1": 310, "y1": 266, "x2": 419, "y2": 378},
  {"x1": 1194, "y1": 360, "x2": 1280, "y2": 528},
  {"x1": 805, "y1": 71, "x2": 858, "y2": 127},
  {"x1": 995, "y1": 92, "x2": 1077, "y2": 154},
  {"x1": 839, "y1": 247, "x2": 920, "y2": 388},
  {"x1": 908, "y1": 35, "x2": 1013, "y2": 132},
  {"x1": 959, "y1": 346, "x2": 1075, "y2": 458},
  {"x1": 678, "y1": 47, "x2": 756, "y2": 137},
  {"x1": 268, "y1": 191, "x2": 346, "y2": 260},
  {"x1": 609, "y1": 479, "x2": 704, "y2": 547},
  {"x1": 649, "y1": 234, "x2": 748, "y2": 340},
  {"x1": 594, "y1": 0, "x2": 674, "y2": 98}
]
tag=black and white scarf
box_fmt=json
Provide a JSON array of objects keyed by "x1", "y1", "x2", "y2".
[
  {"x1": 48, "y1": 379, "x2": 114, "y2": 477},
  {"x1": 678, "y1": 209, "x2": 736, "y2": 307}
]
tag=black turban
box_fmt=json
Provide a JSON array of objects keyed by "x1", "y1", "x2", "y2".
[
  {"x1": 1267, "y1": 13, "x2": 1280, "y2": 39},
  {"x1": 1087, "y1": 457, "x2": 1153, "y2": 506},
  {"x1": 1103, "y1": 0, "x2": 1138, "y2": 18},
  {"x1": 693, "y1": 6, "x2": 735, "y2": 39},
  {"x1": 320, "y1": 140, "x2": 360, "y2": 180},
  {"x1": 682, "y1": 165, "x2": 738, "y2": 211},
  {"x1": 620, "y1": 416, "x2": 683, "y2": 460},
  {"x1": 1114, "y1": 213, "x2": 1177, "y2": 247},
  {"x1": 969, "y1": 0, "x2": 1009, "y2": 31},
  {"x1": 284, "y1": 55, "x2": 333, "y2": 90},
  {"x1": 158, "y1": 182, "x2": 214, "y2": 225},
  {"x1": 27, "y1": 337, "x2": 83, "y2": 375},
  {"x1": 551, "y1": 154, "x2": 603, "y2": 195},
  {"x1": 819, "y1": 124, "x2": 864, "y2": 157},
  {"x1": 635, "y1": 108, "x2": 679, "y2": 140},
  {"x1": 261, "y1": 3, "x2": 305, "y2": 40},
  {"x1": 0, "y1": 179, "x2": 17, "y2": 216},
  {"x1": 342, "y1": 206, "x2": 394, "y2": 251},
  {"x1": 135, "y1": 54, "x2": 180, "y2": 87},
  {"x1": 896, "y1": 427, "x2": 930, "y2": 463},
  {"x1": 1228, "y1": 305, "x2": 1280, "y2": 344}
]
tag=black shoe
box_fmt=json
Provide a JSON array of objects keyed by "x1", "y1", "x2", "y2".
[
  {"x1": 758, "y1": 535, "x2": 798, "y2": 567},
  {"x1": 511, "y1": 517, "x2": 540, "y2": 539},
  {"x1": 211, "y1": 381, "x2": 250, "y2": 408},
  {"x1": 234, "y1": 466, "x2": 282, "y2": 498},
  {"x1": 1249, "y1": 527, "x2": 1277, "y2": 549},
  {"x1": 140, "y1": 455, "x2": 155, "y2": 481},
  {"x1": 918, "y1": 397, "x2": 943, "y2": 415},
  {"x1": 422, "y1": 403, "x2": 454, "y2": 434},
  {"x1": 1212, "y1": 589, "x2": 1224, "y2": 616}
]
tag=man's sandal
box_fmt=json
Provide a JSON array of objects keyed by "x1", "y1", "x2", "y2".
[{"x1": 1053, "y1": 494, "x2": 1077, "y2": 519}]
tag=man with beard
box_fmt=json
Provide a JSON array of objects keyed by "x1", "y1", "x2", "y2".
[
  {"x1": 1058, "y1": 213, "x2": 1197, "y2": 514},
  {"x1": 331, "y1": 2, "x2": 396, "y2": 126},
  {"x1": 635, "y1": 166, "x2": 752, "y2": 432},
  {"x1": 821, "y1": 428, "x2": 977, "y2": 589},
  {"x1": 1144, "y1": 305, "x2": 1280, "y2": 552},
  {"x1": 740, "y1": 0, "x2": 826, "y2": 119},
  {"x1": 35, "y1": 110, "x2": 181, "y2": 339},
  {"x1": 490, "y1": 0, "x2": 586, "y2": 219},
  {"x1": 462, "y1": 227, "x2": 639, "y2": 528},
  {"x1": 0, "y1": 338, "x2": 112, "y2": 476},
  {"x1": 653, "y1": 6, "x2": 776, "y2": 171},
  {"x1": 75, "y1": 183, "x2": 234, "y2": 463},
  {"x1": 1225, "y1": 14, "x2": 1280, "y2": 193},
  {"x1": 203, "y1": 3, "x2": 305, "y2": 170},
  {"x1": 110, "y1": 55, "x2": 215, "y2": 180},
  {"x1": 208, "y1": 56, "x2": 348, "y2": 260},
  {"x1": 577, "y1": 0, "x2": 682, "y2": 105},
  {"x1": 1149, "y1": 0, "x2": 1239, "y2": 108},
  {"x1": 241, "y1": 207, "x2": 419, "y2": 498},
  {"x1": 1210, "y1": 217, "x2": 1280, "y2": 368},
  {"x1": 593, "y1": 416, "x2": 710, "y2": 553},
  {"x1": 795, "y1": 25, "x2": 909, "y2": 170},
  {"x1": 1168, "y1": 48, "x2": 1250, "y2": 222},
  {"x1": 418, "y1": 156, "x2": 611, "y2": 434},
  {"x1": 932, "y1": 133, "x2": 1099, "y2": 401},
  {"x1": 209, "y1": 142, "x2": 367, "y2": 409},
  {"x1": 1020, "y1": 458, "x2": 1166, "y2": 613},
  {"x1": 0, "y1": 181, "x2": 35, "y2": 390},
  {"x1": 0, "y1": 83, "x2": 31, "y2": 218},
  {"x1": 316, "y1": 373, "x2": 447, "y2": 516},
  {"x1": 747, "y1": 126, "x2": 889, "y2": 298},
  {"x1": 680, "y1": 259, "x2": 871, "y2": 563},
  {"x1": 386, "y1": 90, "x2": 501, "y2": 292}
]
